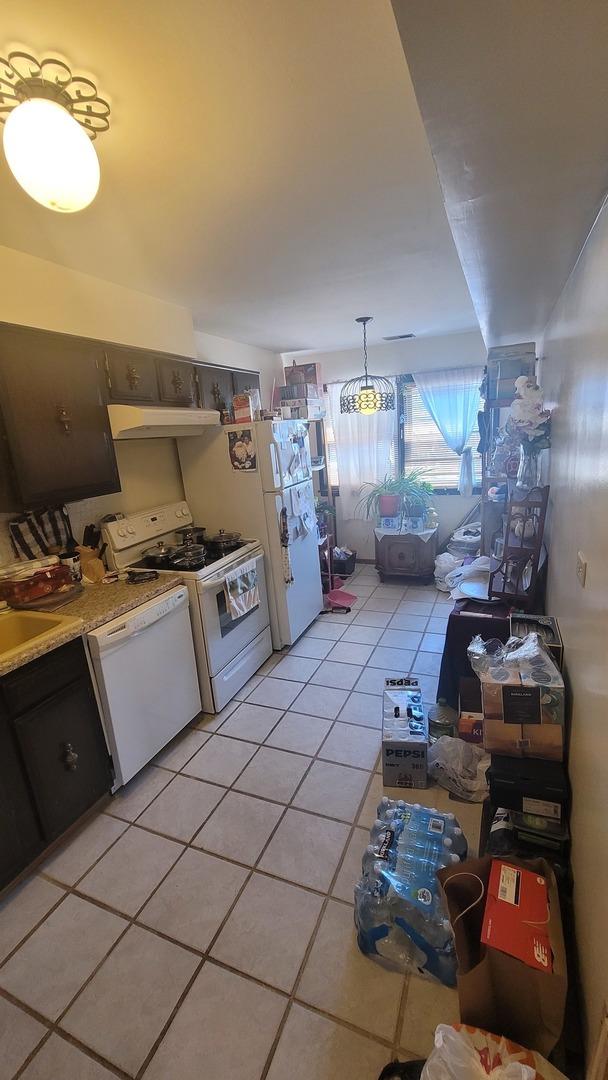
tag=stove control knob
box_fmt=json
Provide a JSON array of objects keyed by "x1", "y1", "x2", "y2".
[
  {"x1": 127, "y1": 525, "x2": 136, "y2": 535},
  {"x1": 118, "y1": 527, "x2": 127, "y2": 538}
]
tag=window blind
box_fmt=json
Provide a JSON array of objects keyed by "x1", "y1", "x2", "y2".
[{"x1": 399, "y1": 379, "x2": 481, "y2": 490}]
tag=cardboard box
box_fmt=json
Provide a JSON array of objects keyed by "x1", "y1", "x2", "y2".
[
  {"x1": 482, "y1": 860, "x2": 552, "y2": 971},
  {"x1": 279, "y1": 383, "x2": 323, "y2": 401},
  {"x1": 284, "y1": 361, "x2": 323, "y2": 388},
  {"x1": 280, "y1": 403, "x2": 325, "y2": 420},
  {"x1": 438, "y1": 854, "x2": 567, "y2": 1056},
  {"x1": 487, "y1": 756, "x2": 569, "y2": 823},
  {"x1": 382, "y1": 678, "x2": 428, "y2": 788},
  {"x1": 232, "y1": 393, "x2": 253, "y2": 424},
  {"x1": 511, "y1": 615, "x2": 563, "y2": 670},
  {"x1": 458, "y1": 676, "x2": 483, "y2": 743},
  {"x1": 479, "y1": 645, "x2": 565, "y2": 761}
]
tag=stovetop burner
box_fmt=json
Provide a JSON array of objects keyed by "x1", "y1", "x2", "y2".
[{"x1": 130, "y1": 539, "x2": 248, "y2": 574}]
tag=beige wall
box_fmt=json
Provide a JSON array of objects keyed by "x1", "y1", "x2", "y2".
[
  {"x1": 539, "y1": 200, "x2": 608, "y2": 1047},
  {"x1": 283, "y1": 328, "x2": 486, "y2": 383},
  {"x1": 290, "y1": 331, "x2": 485, "y2": 555},
  {"x1": 195, "y1": 330, "x2": 283, "y2": 414},
  {"x1": 0, "y1": 245, "x2": 195, "y2": 356}
]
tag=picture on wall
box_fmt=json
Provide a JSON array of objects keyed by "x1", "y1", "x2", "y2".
[{"x1": 227, "y1": 428, "x2": 257, "y2": 471}]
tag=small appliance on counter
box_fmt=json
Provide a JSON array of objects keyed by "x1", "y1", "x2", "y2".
[{"x1": 102, "y1": 502, "x2": 271, "y2": 713}]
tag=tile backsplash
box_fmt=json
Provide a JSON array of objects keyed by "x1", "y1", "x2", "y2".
[{"x1": 0, "y1": 439, "x2": 185, "y2": 566}]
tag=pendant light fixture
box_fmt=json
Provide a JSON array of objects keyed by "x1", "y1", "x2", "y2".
[
  {"x1": 0, "y1": 51, "x2": 110, "y2": 212},
  {"x1": 339, "y1": 316, "x2": 395, "y2": 415}
]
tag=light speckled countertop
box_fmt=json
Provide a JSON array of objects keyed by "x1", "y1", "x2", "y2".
[{"x1": 0, "y1": 575, "x2": 183, "y2": 678}]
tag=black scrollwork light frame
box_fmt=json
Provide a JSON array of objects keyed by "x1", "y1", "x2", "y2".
[{"x1": 0, "y1": 50, "x2": 110, "y2": 139}]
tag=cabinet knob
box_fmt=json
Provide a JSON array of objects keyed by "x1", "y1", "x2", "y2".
[
  {"x1": 126, "y1": 363, "x2": 140, "y2": 390},
  {"x1": 56, "y1": 406, "x2": 72, "y2": 434},
  {"x1": 63, "y1": 743, "x2": 79, "y2": 771},
  {"x1": 171, "y1": 369, "x2": 184, "y2": 395}
]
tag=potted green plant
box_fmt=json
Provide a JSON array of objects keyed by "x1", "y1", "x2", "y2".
[
  {"x1": 356, "y1": 470, "x2": 434, "y2": 521},
  {"x1": 356, "y1": 475, "x2": 403, "y2": 519},
  {"x1": 397, "y1": 469, "x2": 434, "y2": 519}
]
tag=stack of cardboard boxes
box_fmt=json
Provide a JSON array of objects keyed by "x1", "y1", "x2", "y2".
[
  {"x1": 472, "y1": 616, "x2": 570, "y2": 858},
  {"x1": 276, "y1": 361, "x2": 325, "y2": 419}
]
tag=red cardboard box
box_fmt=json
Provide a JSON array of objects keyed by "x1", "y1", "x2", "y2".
[{"x1": 482, "y1": 860, "x2": 552, "y2": 972}]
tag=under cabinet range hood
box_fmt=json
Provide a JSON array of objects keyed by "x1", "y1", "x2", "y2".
[{"x1": 107, "y1": 404, "x2": 221, "y2": 440}]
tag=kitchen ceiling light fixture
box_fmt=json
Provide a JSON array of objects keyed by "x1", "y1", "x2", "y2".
[
  {"x1": 0, "y1": 51, "x2": 110, "y2": 212},
  {"x1": 339, "y1": 316, "x2": 395, "y2": 415}
]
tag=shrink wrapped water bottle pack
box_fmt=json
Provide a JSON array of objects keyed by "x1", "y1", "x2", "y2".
[{"x1": 354, "y1": 798, "x2": 468, "y2": 986}]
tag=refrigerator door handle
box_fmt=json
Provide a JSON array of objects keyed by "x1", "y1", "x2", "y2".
[{"x1": 269, "y1": 440, "x2": 281, "y2": 488}]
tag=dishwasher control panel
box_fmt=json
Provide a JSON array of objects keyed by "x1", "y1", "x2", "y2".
[{"x1": 104, "y1": 588, "x2": 188, "y2": 639}]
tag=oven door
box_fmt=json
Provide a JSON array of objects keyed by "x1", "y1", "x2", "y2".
[{"x1": 197, "y1": 549, "x2": 270, "y2": 676}]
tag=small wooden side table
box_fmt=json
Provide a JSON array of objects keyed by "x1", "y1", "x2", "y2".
[{"x1": 374, "y1": 526, "x2": 438, "y2": 582}]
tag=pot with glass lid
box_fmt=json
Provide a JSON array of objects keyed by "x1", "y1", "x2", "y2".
[
  {"x1": 206, "y1": 529, "x2": 242, "y2": 556},
  {"x1": 141, "y1": 540, "x2": 178, "y2": 567}
]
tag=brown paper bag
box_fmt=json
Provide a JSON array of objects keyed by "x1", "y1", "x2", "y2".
[{"x1": 438, "y1": 854, "x2": 567, "y2": 1057}]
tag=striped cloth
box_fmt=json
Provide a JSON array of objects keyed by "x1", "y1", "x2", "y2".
[{"x1": 9, "y1": 506, "x2": 74, "y2": 561}]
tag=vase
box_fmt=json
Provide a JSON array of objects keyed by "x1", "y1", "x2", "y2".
[{"x1": 516, "y1": 444, "x2": 540, "y2": 490}]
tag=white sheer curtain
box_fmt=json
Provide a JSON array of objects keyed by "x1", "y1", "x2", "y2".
[
  {"x1": 412, "y1": 366, "x2": 482, "y2": 496},
  {"x1": 326, "y1": 380, "x2": 397, "y2": 520}
]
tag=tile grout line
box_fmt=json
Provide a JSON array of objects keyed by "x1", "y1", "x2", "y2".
[{"x1": 4, "y1": 579, "x2": 452, "y2": 1078}]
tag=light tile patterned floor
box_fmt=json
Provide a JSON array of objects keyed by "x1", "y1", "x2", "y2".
[{"x1": 0, "y1": 573, "x2": 481, "y2": 1080}]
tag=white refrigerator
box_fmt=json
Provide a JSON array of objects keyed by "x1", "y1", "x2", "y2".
[{"x1": 178, "y1": 419, "x2": 323, "y2": 649}]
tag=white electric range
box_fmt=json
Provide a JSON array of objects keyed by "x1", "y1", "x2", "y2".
[{"x1": 103, "y1": 502, "x2": 272, "y2": 713}]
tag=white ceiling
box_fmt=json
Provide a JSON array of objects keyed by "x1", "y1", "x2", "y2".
[
  {"x1": 391, "y1": 0, "x2": 608, "y2": 348},
  {"x1": 0, "y1": 0, "x2": 478, "y2": 352}
]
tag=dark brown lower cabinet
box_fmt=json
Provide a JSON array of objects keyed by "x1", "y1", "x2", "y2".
[
  {"x1": 0, "y1": 707, "x2": 43, "y2": 887},
  {"x1": 0, "y1": 638, "x2": 113, "y2": 889}
]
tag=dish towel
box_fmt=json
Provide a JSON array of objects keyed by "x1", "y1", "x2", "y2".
[
  {"x1": 224, "y1": 559, "x2": 260, "y2": 620},
  {"x1": 280, "y1": 506, "x2": 294, "y2": 585}
]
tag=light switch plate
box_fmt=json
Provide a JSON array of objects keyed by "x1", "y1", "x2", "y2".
[{"x1": 576, "y1": 551, "x2": 587, "y2": 587}]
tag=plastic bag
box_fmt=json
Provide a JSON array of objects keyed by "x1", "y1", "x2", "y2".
[
  {"x1": 427, "y1": 736, "x2": 490, "y2": 802},
  {"x1": 434, "y1": 553, "x2": 462, "y2": 592},
  {"x1": 422, "y1": 1026, "x2": 535, "y2": 1080},
  {"x1": 444, "y1": 556, "x2": 491, "y2": 593}
]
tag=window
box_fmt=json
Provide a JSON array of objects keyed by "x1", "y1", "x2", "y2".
[
  {"x1": 324, "y1": 415, "x2": 340, "y2": 490},
  {"x1": 398, "y1": 376, "x2": 481, "y2": 492}
]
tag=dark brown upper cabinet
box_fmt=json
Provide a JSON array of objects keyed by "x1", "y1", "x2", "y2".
[
  {"x1": 197, "y1": 364, "x2": 260, "y2": 413},
  {"x1": 232, "y1": 369, "x2": 261, "y2": 396},
  {"x1": 104, "y1": 345, "x2": 159, "y2": 404},
  {"x1": 0, "y1": 324, "x2": 121, "y2": 509},
  {"x1": 157, "y1": 356, "x2": 199, "y2": 407}
]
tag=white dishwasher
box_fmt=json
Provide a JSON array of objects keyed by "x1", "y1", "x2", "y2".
[{"x1": 86, "y1": 586, "x2": 201, "y2": 788}]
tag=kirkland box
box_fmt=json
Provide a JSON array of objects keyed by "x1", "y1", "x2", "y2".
[
  {"x1": 438, "y1": 853, "x2": 567, "y2": 1056},
  {"x1": 487, "y1": 756, "x2": 569, "y2": 824},
  {"x1": 382, "y1": 677, "x2": 428, "y2": 788},
  {"x1": 468, "y1": 633, "x2": 565, "y2": 761}
]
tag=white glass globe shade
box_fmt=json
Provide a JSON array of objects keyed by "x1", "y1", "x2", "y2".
[{"x1": 3, "y1": 97, "x2": 100, "y2": 212}]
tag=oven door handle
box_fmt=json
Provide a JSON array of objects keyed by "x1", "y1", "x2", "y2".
[{"x1": 198, "y1": 550, "x2": 263, "y2": 591}]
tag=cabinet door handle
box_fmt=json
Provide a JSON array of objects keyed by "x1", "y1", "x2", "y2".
[
  {"x1": 56, "y1": 406, "x2": 72, "y2": 434},
  {"x1": 126, "y1": 363, "x2": 140, "y2": 390},
  {"x1": 171, "y1": 369, "x2": 184, "y2": 395},
  {"x1": 63, "y1": 742, "x2": 79, "y2": 771}
]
